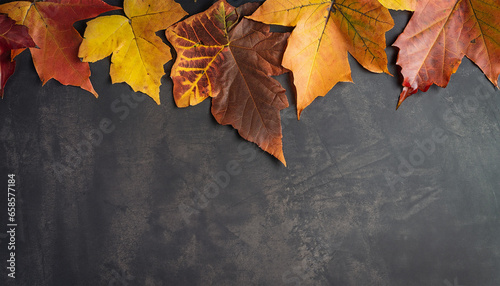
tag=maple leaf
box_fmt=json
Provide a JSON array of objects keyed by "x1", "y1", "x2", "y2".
[
  {"x1": 394, "y1": 0, "x2": 500, "y2": 109},
  {"x1": 0, "y1": 0, "x2": 119, "y2": 97},
  {"x1": 166, "y1": 0, "x2": 290, "y2": 165},
  {"x1": 0, "y1": 13, "x2": 35, "y2": 97},
  {"x1": 248, "y1": 0, "x2": 394, "y2": 119},
  {"x1": 378, "y1": 0, "x2": 416, "y2": 11},
  {"x1": 79, "y1": 0, "x2": 188, "y2": 104}
]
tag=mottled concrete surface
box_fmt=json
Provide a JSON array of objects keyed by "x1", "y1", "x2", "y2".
[{"x1": 1, "y1": 1, "x2": 500, "y2": 285}]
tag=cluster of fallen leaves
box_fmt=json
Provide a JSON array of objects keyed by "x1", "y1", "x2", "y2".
[{"x1": 0, "y1": 0, "x2": 498, "y2": 165}]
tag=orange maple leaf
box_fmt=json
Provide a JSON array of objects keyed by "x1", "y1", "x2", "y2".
[{"x1": 249, "y1": 0, "x2": 394, "y2": 118}]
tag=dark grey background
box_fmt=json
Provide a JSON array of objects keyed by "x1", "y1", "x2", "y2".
[{"x1": 1, "y1": 0, "x2": 499, "y2": 285}]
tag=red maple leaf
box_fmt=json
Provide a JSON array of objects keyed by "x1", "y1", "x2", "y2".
[
  {"x1": 0, "y1": 13, "x2": 35, "y2": 97},
  {"x1": 0, "y1": 0, "x2": 119, "y2": 97}
]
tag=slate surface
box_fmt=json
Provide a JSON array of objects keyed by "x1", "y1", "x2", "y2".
[{"x1": 0, "y1": 0, "x2": 499, "y2": 285}]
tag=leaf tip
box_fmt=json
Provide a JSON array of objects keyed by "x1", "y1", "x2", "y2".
[
  {"x1": 81, "y1": 79, "x2": 98, "y2": 98},
  {"x1": 296, "y1": 108, "x2": 303, "y2": 120},
  {"x1": 152, "y1": 95, "x2": 161, "y2": 105},
  {"x1": 396, "y1": 99, "x2": 402, "y2": 110},
  {"x1": 397, "y1": 86, "x2": 414, "y2": 110},
  {"x1": 276, "y1": 152, "x2": 287, "y2": 167}
]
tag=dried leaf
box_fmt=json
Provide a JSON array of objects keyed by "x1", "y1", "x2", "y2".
[{"x1": 166, "y1": 0, "x2": 290, "y2": 165}]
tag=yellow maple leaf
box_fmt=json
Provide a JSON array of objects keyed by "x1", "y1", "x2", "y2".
[
  {"x1": 248, "y1": 0, "x2": 394, "y2": 119},
  {"x1": 79, "y1": 0, "x2": 187, "y2": 104}
]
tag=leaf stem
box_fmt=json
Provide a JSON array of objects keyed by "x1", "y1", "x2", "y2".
[{"x1": 329, "y1": 0, "x2": 336, "y2": 13}]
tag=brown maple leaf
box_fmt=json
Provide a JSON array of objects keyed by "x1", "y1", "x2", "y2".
[
  {"x1": 0, "y1": 13, "x2": 35, "y2": 97},
  {"x1": 0, "y1": 0, "x2": 119, "y2": 97},
  {"x1": 166, "y1": 0, "x2": 290, "y2": 165},
  {"x1": 394, "y1": 0, "x2": 500, "y2": 108}
]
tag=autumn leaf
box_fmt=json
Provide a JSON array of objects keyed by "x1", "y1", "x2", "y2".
[
  {"x1": 248, "y1": 0, "x2": 394, "y2": 119},
  {"x1": 166, "y1": 0, "x2": 290, "y2": 165},
  {"x1": 0, "y1": 0, "x2": 119, "y2": 97},
  {"x1": 378, "y1": 0, "x2": 416, "y2": 11},
  {"x1": 394, "y1": 0, "x2": 500, "y2": 109},
  {"x1": 79, "y1": 0, "x2": 187, "y2": 104},
  {"x1": 0, "y1": 13, "x2": 35, "y2": 97}
]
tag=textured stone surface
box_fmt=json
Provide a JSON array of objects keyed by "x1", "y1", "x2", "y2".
[{"x1": 0, "y1": 1, "x2": 499, "y2": 285}]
